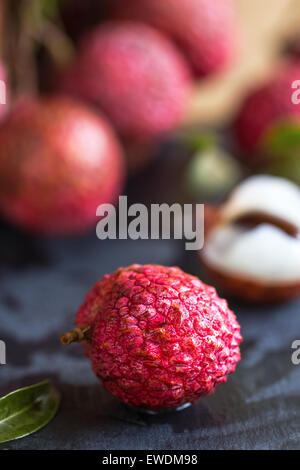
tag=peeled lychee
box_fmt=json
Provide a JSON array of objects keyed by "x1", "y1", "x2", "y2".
[
  {"x1": 59, "y1": 21, "x2": 192, "y2": 142},
  {"x1": 112, "y1": 0, "x2": 236, "y2": 77},
  {"x1": 61, "y1": 264, "x2": 242, "y2": 411},
  {"x1": 0, "y1": 96, "x2": 125, "y2": 235},
  {"x1": 201, "y1": 176, "x2": 300, "y2": 303}
]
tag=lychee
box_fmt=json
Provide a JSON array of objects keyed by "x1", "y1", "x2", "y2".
[
  {"x1": 112, "y1": 0, "x2": 236, "y2": 77},
  {"x1": 0, "y1": 96, "x2": 125, "y2": 235},
  {"x1": 59, "y1": 21, "x2": 192, "y2": 142},
  {"x1": 61, "y1": 264, "x2": 242, "y2": 411},
  {"x1": 0, "y1": 62, "x2": 9, "y2": 121},
  {"x1": 184, "y1": 133, "x2": 242, "y2": 201},
  {"x1": 201, "y1": 176, "x2": 300, "y2": 303},
  {"x1": 234, "y1": 63, "x2": 300, "y2": 156}
]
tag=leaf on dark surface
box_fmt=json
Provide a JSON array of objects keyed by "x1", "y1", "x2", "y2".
[{"x1": 0, "y1": 380, "x2": 60, "y2": 444}]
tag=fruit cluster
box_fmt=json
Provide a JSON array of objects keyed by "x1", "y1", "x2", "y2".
[
  {"x1": 2, "y1": 0, "x2": 300, "y2": 418},
  {"x1": 0, "y1": 0, "x2": 236, "y2": 235}
]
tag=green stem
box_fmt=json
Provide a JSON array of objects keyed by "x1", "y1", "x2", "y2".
[{"x1": 2, "y1": 0, "x2": 74, "y2": 99}]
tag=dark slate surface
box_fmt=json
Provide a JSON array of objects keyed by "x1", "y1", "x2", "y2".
[
  {"x1": 0, "y1": 232, "x2": 300, "y2": 450},
  {"x1": 0, "y1": 148, "x2": 300, "y2": 450}
]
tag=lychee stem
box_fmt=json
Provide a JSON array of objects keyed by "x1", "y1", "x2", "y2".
[{"x1": 60, "y1": 327, "x2": 91, "y2": 346}]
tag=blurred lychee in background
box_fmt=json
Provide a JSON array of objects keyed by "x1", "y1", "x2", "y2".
[
  {"x1": 0, "y1": 0, "x2": 300, "y2": 238},
  {"x1": 59, "y1": 21, "x2": 192, "y2": 171},
  {"x1": 0, "y1": 96, "x2": 124, "y2": 235},
  {"x1": 112, "y1": 0, "x2": 237, "y2": 78}
]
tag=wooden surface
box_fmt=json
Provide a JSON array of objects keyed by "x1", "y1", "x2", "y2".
[{"x1": 187, "y1": 0, "x2": 300, "y2": 125}]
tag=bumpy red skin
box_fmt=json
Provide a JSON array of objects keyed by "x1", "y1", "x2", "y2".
[
  {"x1": 76, "y1": 264, "x2": 242, "y2": 411},
  {"x1": 112, "y1": 0, "x2": 236, "y2": 77},
  {"x1": 0, "y1": 96, "x2": 125, "y2": 235},
  {"x1": 60, "y1": 22, "x2": 192, "y2": 141},
  {"x1": 234, "y1": 64, "x2": 300, "y2": 154}
]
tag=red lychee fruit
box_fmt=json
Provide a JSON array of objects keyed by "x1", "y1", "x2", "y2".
[
  {"x1": 0, "y1": 62, "x2": 9, "y2": 121},
  {"x1": 234, "y1": 63, "x2": 300, "y2": 155},
  {"x1": 0, "y1": 96, "x2": 125, "y2": 235},
  {"x1": 112, "y1": 0, "x2": 236, "y2": 77},
  {"x1": 59, "y1": 22, "x2": 192, "y2": 142},
  {"x1": 61, "y1": 264, "x2": 242, "y2": 411}
]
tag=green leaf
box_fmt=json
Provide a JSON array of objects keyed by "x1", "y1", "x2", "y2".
[
  {"x1": 0, "y1": 380, "x2": 60, "y2": 444},
  {"x1": 261, "y1": 120, "x2": 300, "y2": 157},
  {"x1": 183, "y1": 131, "x2": 219, "y2": 152},
  {"x1": 260, "y1": 120, "x2": 300, "y2": 185},
  {"x1": 41, "y1": 0, "x2": 63, "y2": 19}
]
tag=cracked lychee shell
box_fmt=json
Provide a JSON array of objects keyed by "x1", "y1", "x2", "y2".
[{"x1": 61, "y1": 264, "x2": 242, "y2": 411}]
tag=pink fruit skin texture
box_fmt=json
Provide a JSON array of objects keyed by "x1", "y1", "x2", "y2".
[
  {"x1": 234, "y1": 63, "x2": 300, "y2": 153},
  {"x1": 113, "y1": 0, "x2": 236, "y2": 77},
  {"x1": 0, "y1": 62, "x2": 9, "y2": 120},
  {"x1": 60, "y1": 22, "x2": 192, "y2": 141},
  {"x1": 0, "y1": 96, "x2": 125, "y2": 235},
  {"x1": 76, "y1": 264, "x2": 242, "y2": 411}
]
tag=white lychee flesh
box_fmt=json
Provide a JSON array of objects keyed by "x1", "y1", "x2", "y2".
[
  {"x1": 203, "y1": 224, "x2": 300, "y2": 283},
  {"x1": 222, "y1": 175, "x2": 300, "y2": 231},
  {"x1": 203, "y1": 175, "x2": 300, "y2": 285}
]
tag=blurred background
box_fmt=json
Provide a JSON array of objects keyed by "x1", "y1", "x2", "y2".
[
  {"x1": 1, "y1": 0, "x2": 300, "y2": 213},
  {"x1": 0, "y1": 0, "x2": 300, "y2": 280}
]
